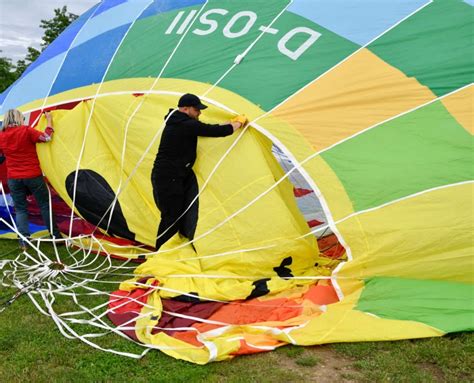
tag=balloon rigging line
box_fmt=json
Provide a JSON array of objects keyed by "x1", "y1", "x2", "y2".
[
  {"x1": 1, "y1": 242, "x2": 331, "y2": 358},
  {"x1": 103, "y1": 0, "x2": 209, "y2": 233},
  {"x1": 39, "y1": 288, "x2": 151, "y2": 358},
  {"x1": 1, "y1": 220, "x2": 342, "y2": 311},
  {"x1": 4, "y1": 257, "x2": 332, "y2": 324},
  {"x1": 81, "y1": 2, "x2": 211, "y2": 239},
  {"x1": 67, "y1": 0, "x2": 154, "y2": 237}
]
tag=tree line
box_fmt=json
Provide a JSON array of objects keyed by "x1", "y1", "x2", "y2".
[{"x1": 0, "y1": 6, "x2": 77, "y2": 93}]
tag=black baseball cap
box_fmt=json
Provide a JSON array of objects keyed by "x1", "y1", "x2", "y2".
[{"x1": 178, "y1": 93, "x2": 208, "y2": 110}]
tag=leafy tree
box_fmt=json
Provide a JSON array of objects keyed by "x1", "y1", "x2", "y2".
[
  {"x1": 25, "y1": 46, "x2": 41, "y2": 64},
  {"x1": 13, "y1": 59, "x2": 27, "y2": 79},
  {"x1": 0, "y1": 53, "x2": 16, "y2": 93},
  {"x1": 39, "y1": 6, "x2": 78, "y2": 49}
]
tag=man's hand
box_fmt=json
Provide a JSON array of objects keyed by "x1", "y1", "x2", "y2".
[{"x1": 230, "y1": 114, "x2": 248, "y2": 131}]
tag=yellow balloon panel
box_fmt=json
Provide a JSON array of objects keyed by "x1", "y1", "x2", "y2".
[
  {"x1": 337, "y1": 182, "x2": 474, "y2": 285},
  {"x1": 441, "y1": 84, "x2": 474, "y2": 134},
  {"x1": 288, "y1": 290, "x2": 444, "y2": 346},
  {"x1": 270, "y1": 48, "x2": 436, "y2": 152}
]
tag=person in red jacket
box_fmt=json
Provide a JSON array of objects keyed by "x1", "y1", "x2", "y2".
[{"x1": 0, "y1": 109, "x2": 61, "y2": 249}]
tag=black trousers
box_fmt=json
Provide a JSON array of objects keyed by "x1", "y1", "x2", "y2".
[{"x1": 152, "y1": 171, "x2": 199, "y2": 250}]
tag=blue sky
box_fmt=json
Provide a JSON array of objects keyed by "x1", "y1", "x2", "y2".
[{"x1": 0, "y1": 0, "x2": 98, "y2": 61}]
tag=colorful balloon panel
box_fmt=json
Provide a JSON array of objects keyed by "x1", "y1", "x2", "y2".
[{"x1": 1, "y1": 0, "x2": 472, "y2": 364}]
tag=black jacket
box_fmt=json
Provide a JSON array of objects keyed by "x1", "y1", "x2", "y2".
[{"x1": 152, "y1": 109, "x2": 233, "y2": 178}]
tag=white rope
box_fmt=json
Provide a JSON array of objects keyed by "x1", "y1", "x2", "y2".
[
  {"x1": 67, "y1": 0, "x2": 155, "y2": 237},
  {"x1": 1, "y1": 238, "x2": 329, "y2": 359},
  {"x1": 87, "y1": 1, "x2": 211, "y2": 238}
]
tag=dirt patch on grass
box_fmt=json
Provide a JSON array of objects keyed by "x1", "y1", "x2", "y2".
[
  {"x1": 277, "y1": 345, "x2": 363, "y2": 382},
  {"x1": 417, "y1": 362, "x2": 445, "y2": 382}
]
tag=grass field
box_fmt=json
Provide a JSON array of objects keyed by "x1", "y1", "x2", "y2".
[{"x1": 1, "y1": 239, "x2": 472, "y2": 382}]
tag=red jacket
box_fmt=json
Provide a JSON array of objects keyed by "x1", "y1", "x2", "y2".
[{"x1": 0, "y1": 125, "x2": 53, "y2": 179}]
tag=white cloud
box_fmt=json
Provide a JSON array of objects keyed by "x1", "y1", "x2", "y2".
[{"x1": 0, "y1": 0, "x2": 98, "y2": 61}]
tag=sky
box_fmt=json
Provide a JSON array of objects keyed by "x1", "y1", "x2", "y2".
[{"x1": 0, "y1": 0, "x2": 98, "y2": 61}]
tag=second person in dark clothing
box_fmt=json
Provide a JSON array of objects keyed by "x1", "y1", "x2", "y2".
[{"x1": 151, "y1": 93, "x2": 246, "y2": 250}]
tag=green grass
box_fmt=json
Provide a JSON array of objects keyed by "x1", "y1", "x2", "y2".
[
  {"x1": 295, "y1": 356, "x2": 319, "y2": 367},
  {"x1": 332, "y1": 334, "x2": 474, "y2": 383},
  {"x1": 0, "y1": 239, "x2": 472, "y2": 383}
]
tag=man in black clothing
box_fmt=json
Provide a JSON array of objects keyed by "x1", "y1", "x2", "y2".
[{"x1": 151, "y1": 93, "x2": 246, "y2": 250}]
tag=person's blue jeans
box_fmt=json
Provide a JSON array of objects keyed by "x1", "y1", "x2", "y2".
[{"x1": 7, "y1": 176, "x2": 61, "y2": 242}]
